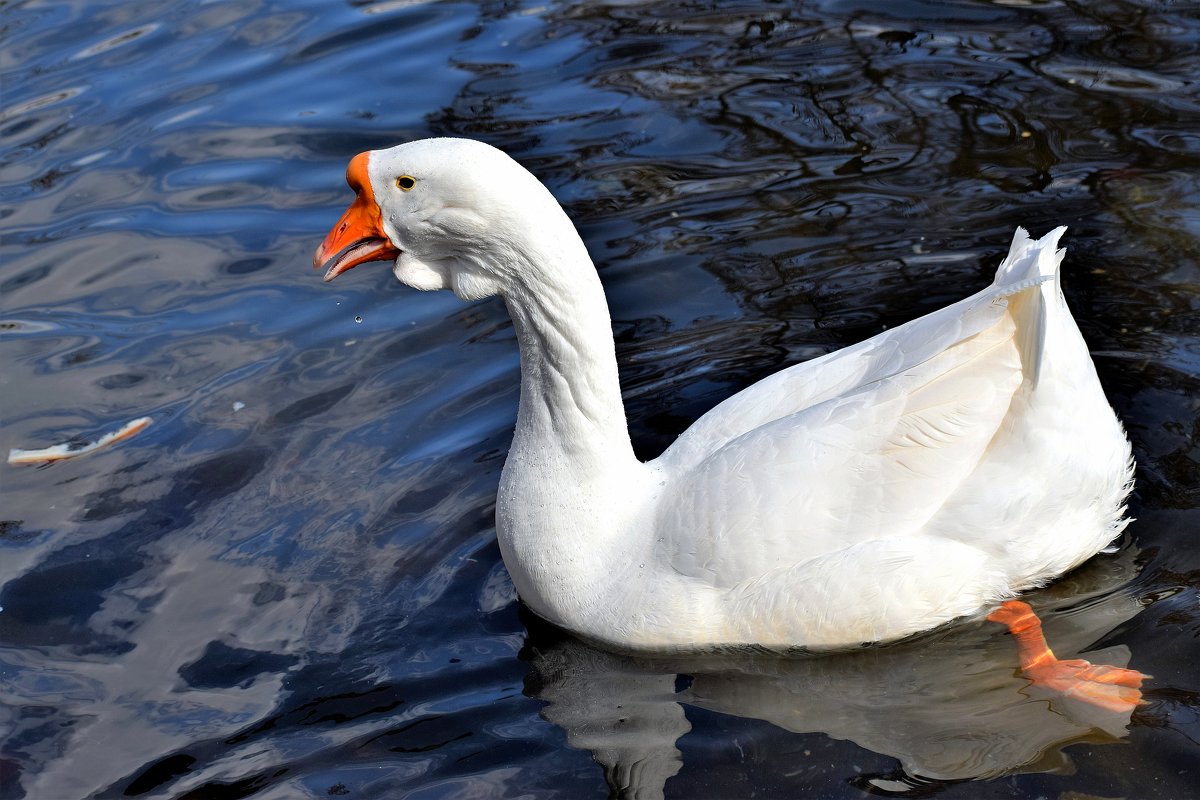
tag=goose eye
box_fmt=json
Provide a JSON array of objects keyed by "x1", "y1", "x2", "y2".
[{"x1": 396, "y1": 175, "x2": 416, "y2": 191}]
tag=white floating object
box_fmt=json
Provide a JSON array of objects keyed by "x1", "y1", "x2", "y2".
[{"x1": 7, "y1": 416, "x2": 153, "y2": 466}]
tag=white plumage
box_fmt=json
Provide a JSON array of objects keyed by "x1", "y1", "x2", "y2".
[{"x1": 315, "y1": 138, "x2": 1134, "y2": 652}]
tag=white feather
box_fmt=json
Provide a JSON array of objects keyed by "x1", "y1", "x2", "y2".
[{"x1": 349, "y1": 140, "x2": 1134, "y2": 652}]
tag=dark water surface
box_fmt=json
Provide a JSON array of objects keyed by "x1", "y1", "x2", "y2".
[{"x1": 3, "y1": 1, "x2": 1199, "y2": 798}]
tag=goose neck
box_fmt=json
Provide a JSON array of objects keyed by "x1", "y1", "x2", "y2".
[{"x1": 502, "y1": 250, "x2": 635, "y2": 469}]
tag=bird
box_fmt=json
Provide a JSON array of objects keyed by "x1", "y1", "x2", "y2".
[{"x1": 313, "y1": 138, "x2": 1138, "y2": 686}]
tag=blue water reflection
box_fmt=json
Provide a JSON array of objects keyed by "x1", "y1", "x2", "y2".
[{"x1": 2, "y1": 1, "x2": 1198, "y2": 798}]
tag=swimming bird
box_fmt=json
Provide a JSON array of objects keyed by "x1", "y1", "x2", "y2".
[{"x1": 313, "y1": 139, "x2": 1136, "y2": 667}]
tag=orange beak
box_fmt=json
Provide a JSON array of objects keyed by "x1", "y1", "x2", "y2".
[{"x1": 313, "y1": 151, "x2": 401, "y2": 282}]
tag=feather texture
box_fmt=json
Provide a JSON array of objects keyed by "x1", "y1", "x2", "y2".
[{"x1": 329, "y1": 140, "x2": 1134, "y2": 652}]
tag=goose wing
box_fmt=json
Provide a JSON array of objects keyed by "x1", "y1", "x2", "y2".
[
  {"x1": 654, "y1": 300, "x2": 1026, "y2": 588},
  {"x1": 656, "y1": 228, "x2": 1062, "y2": 478}
]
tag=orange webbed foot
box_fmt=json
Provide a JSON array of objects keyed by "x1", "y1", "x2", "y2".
[
  {"x1": 1057, "y1": 659, "x2": 1146, "y2": 689},
  {"x1": 989, "y1": 600, "x2": 1149, "y2": 713}
]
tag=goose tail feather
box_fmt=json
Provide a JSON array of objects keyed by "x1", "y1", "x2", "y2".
[{"x1": 990, "y1": 226, "x2": 1068, "y2": 386}]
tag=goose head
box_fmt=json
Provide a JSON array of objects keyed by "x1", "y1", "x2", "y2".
[{"x1": 313, "y1": 138, "x2": 573, "y2": 301}]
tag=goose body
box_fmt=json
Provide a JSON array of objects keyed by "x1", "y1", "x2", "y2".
[{"x1": 315, "y1": 138, "x2": 1133, "y2": 651}]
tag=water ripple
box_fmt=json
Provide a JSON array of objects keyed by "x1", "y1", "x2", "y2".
[{"x1": 2, "y1": 0, "x2": 1198, "y2": 798}]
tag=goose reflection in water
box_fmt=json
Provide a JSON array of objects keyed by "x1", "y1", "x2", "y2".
[{"x1": 523, "y1": 548, "x2": 1150, "y2": 799}]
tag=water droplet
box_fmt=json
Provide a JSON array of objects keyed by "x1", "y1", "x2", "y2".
[{"x1": 354, "y1": 315, "x2": 363, "y2": 323}]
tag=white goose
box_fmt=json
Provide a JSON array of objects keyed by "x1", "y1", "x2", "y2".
[{"x1": 314, "y1": 138, "x2": 1135, "y2": 657}]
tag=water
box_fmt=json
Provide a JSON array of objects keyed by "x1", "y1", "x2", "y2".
[{"x1": 2, "y1": 0, "x2": 1198, "y2": 797}]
